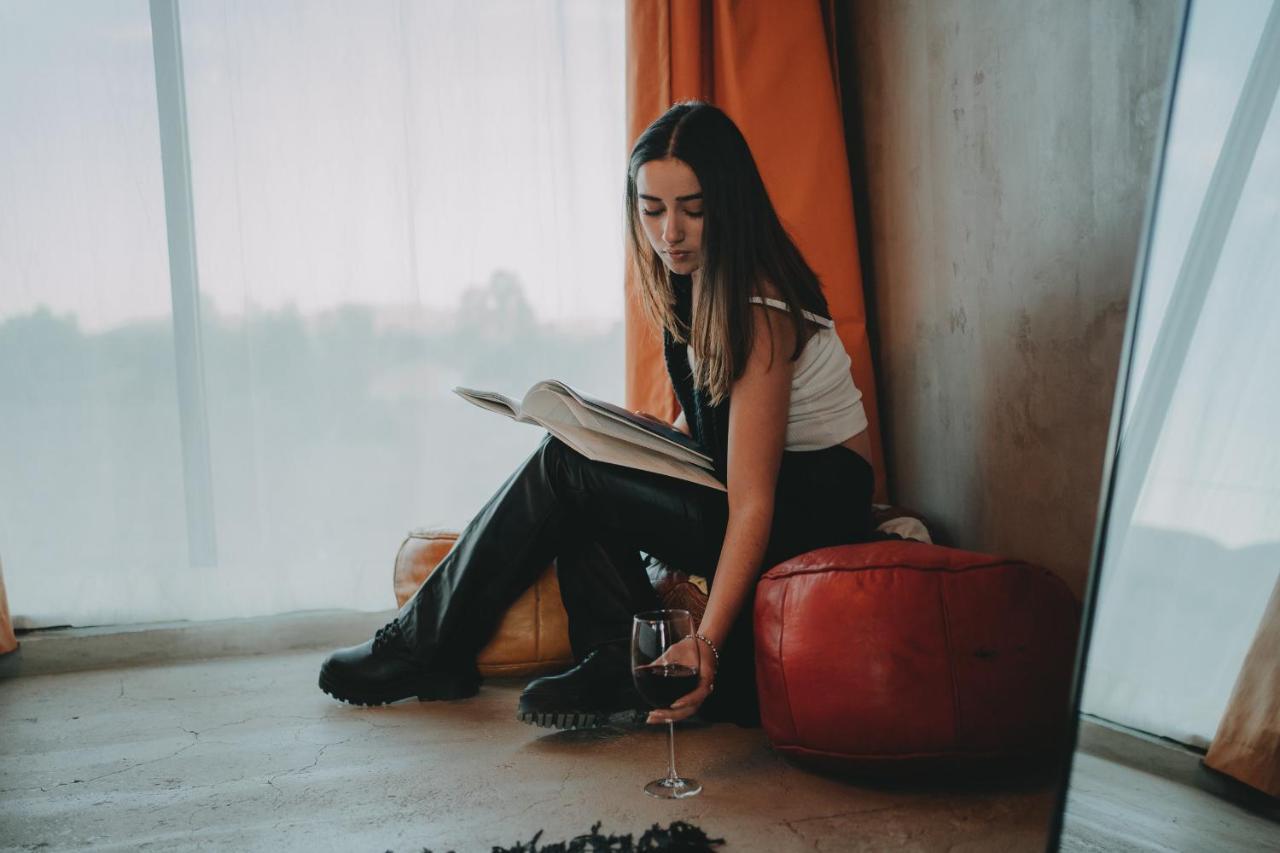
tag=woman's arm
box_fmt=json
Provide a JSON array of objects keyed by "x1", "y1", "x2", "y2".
[
  {"x1": 672, "y1": 409, "x2": 691, "y2": 437},
  {"x1": 647, "y1": 305, "x2": 794, "y2": 724}
]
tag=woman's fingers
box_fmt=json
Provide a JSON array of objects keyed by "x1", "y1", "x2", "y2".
[
  {"x1": 632, "y1": 410, "x2": 669, "y2": 426},
  {"x1": 650, "y1": 636, "x2": 697, "y2": 668},
  {"x1": 645, "y1": 640, "x2": 717, "y2": 724}
]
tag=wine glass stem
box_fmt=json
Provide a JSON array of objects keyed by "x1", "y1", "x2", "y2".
[{"x1": 666, "y1": 720, "x2": 679, "y2": 782}]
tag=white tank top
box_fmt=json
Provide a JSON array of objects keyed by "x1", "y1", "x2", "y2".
[{"x1": 687, "y1": 296, "x2": 869, "y2": 451}]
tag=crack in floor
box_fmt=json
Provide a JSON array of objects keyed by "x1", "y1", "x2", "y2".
[
  {"x1": 780, "y1": 818, "x2": 821, "y2": 851},
  {"x1": 784, "y1": 804, "x2": 904, "y2": 826},
  {"x1": 516, "y1": 767, "x2": 573, "y2": 817},
  {"x1": 264, "y1": 736, "x2": 352, "y2": 790},
  {"x1": 24, "y1": 727, "x2": 202, "y2": 794}
]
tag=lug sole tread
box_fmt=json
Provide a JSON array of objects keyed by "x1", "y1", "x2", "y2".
[{"x1": 515, "y1": 708, "x2": 647, "y2": 730}]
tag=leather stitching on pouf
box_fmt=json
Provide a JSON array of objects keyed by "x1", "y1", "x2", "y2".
[{"x1": 754, "y1": 541, "x2": 1080, "y2": 775}]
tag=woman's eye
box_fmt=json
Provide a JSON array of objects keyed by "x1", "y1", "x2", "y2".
[{"x1": 641, "y1": 208, "x2": 703, "y2": 218}]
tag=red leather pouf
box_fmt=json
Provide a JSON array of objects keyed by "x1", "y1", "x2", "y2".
[{"x1": 753, "y1": 540, "x2": 1080, "y2": 773}]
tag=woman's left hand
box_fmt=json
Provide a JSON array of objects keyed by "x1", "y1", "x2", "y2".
[
  {"x1": 631, "y1": 409, "x2": 671, "y2": 428},
  {"x1": 645, "y1": 634, "x2": 717, "y2": 725}
]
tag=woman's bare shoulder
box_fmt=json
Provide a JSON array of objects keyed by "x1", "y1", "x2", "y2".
[
  {"x1": 756, "y1": 279, "x2": 785, "y2": 301},
  {"x1": 746, "y1": 293, "x2": 798, "y2": 356},
  {"x1": 749, "y1": 281, "x2": 791, "y2": 320},
  {"x1": 750, "y1": 280, "x2": 818, "y2": 347}
]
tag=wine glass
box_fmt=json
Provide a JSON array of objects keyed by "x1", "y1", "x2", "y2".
[{"x1": 631, "y1": 609, "x2": 703, "y2": 799}]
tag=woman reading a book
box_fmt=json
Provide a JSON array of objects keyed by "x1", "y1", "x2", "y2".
[{"x1": 319, "y1": 100, "x2": 876, "y2": 729}]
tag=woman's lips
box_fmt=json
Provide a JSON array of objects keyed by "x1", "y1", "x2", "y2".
[{"x1": 668, "y1": 251, "x2": 692, "y2": 260}]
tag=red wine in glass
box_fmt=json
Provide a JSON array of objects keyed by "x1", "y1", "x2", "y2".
[
  {"x1": 631, "y1": 609, "x2": 702, "y2": 799},
  {"x1": 633, "y1": 663, "x2": 700, "y2": 710}
]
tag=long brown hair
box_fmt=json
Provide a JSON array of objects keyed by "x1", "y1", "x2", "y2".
[{"x1": 626, "y1": 100, "x2": 830, "y2": 404}]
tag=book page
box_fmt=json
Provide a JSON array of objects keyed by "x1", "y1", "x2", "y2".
[
  {"x1": 545, "y1": 418, "x2": 726, "y2": 491},
  {"x1": 542, "y1": 380, "x2": 710, "y2": 460},
  {"x1": 453, "y1": 380, "x2": 723, "y2": 491},
  {"x1": 452, "y1": 387, "x2": 538, "y2": 425},
  {"x1": 524, "y1": 382, "x2": 712, "y2": 469}
]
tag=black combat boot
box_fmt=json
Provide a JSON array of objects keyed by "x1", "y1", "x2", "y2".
[
  {"x1": 516, "y1": 642, "x2": 646, "y2": 729},
  {"x1": 318, "y1": 620, "x2": 481, "y2": 706}
]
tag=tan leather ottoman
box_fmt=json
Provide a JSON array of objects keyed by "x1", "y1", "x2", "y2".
[{"x1": 393, "y1": 528, "x2": 574, "y2": 678}]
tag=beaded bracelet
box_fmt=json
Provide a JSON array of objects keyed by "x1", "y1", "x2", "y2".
[{"x1": 695, "y1": 632, "x2": 720, "y2": 670}]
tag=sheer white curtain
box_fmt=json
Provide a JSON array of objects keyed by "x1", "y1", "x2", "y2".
[
  {"x1": 0, "y1": 0, "x2": 625, "y2": 627},
  {"x1": 1080, "y1": 0, "x2": 1280, "y2": 747}
]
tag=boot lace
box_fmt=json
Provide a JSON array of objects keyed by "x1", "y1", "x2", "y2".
[{"x1": 371, "y1": 620, "x2": 405, "y2": 654}]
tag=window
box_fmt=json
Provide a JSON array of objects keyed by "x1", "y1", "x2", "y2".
[{"x1": 0, "y1": 0, "x2": 626, "y2": 626}]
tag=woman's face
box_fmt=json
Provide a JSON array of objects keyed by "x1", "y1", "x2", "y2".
[{"x1": 636, "y1": 157, "x2": 704, "y2": 275}]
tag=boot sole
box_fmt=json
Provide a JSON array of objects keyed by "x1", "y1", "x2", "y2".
[
  {"x1": 516, "y1": 707, "x2": 646, "y2": 730},
  {"x1": 318, "y1": 671, "x2": 480, "y2": 707}
]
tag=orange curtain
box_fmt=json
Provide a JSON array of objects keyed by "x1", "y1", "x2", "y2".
[
  {"x1": 0, "y1": 559, "x2": 16, "y2": 655},
  {"x1": 1204, "y1": 577, "x2": 1280, "y2": 797},
  {"x1": 624, "y1": 0, "x2": 886, "y2": 499}
]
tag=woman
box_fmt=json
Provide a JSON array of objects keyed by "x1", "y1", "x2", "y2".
[{"x1": 319, "y1": 100, "x2": 876, "y2": 729}]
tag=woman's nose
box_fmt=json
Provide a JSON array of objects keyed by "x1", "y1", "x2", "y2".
[{"x1": 662, "y1": 214, "x2": 682, "y2": 245}]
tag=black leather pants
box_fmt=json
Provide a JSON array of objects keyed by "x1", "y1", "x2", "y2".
[{"x1": 395, "y1": 433, "x2": 875, "y2": 725}]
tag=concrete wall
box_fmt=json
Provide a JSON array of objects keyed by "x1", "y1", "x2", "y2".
[{"x1": 845, "y1": 1, "x2": 1181, "y2": 594}]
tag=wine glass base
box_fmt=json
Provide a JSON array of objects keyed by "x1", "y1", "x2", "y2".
[{"x1": 644, "y1": 776, "x2": 702, "y2": 799}]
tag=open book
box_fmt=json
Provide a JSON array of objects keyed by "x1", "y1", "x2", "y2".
[{"x1": 454, "y1": 380, "x2": 725, "y2": 492}]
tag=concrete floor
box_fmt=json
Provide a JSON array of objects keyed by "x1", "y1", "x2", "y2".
[
  {"x1": 0, "y1": 647, "x2": 1061, "y2": 852},
  {"x1": 4, "y1": 619, "x2": 1276, "y2": 853}
]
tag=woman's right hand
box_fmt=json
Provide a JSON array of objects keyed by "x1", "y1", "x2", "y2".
[{"x1": 646, "y1": 634, "x2": 716, "y2": 725}]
